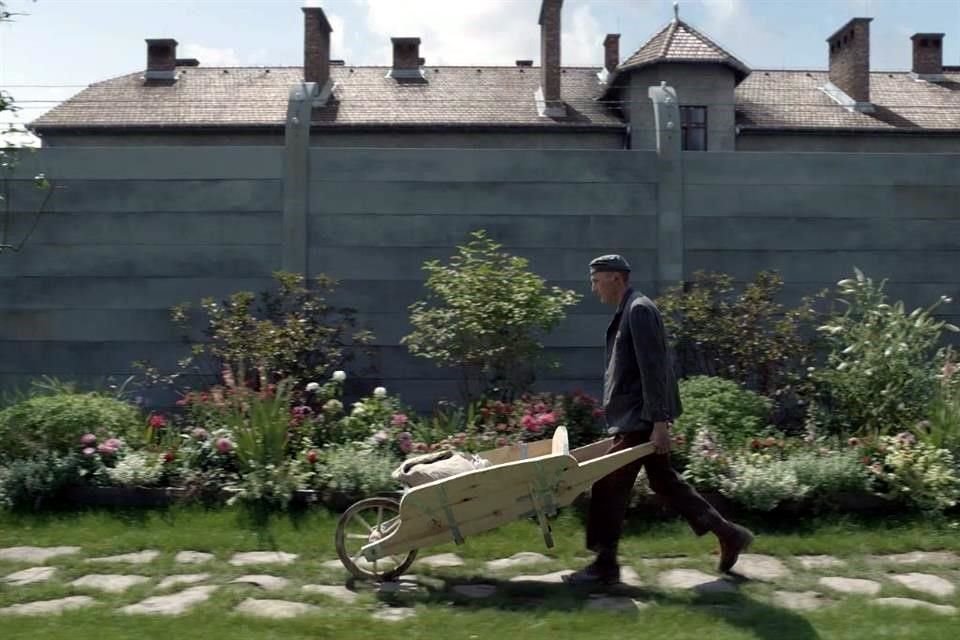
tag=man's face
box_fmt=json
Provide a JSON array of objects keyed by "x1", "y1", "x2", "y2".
[{"x1": 590, "y1": 270, "x2": 625, "y2": 305}]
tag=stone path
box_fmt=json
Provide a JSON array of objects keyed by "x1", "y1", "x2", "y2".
[{"x1": 1, "y1": 546, "x2": 958, "y2": 620}]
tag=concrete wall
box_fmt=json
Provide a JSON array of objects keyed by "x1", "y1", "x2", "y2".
[
  {"x1": 627, "y1": 64, "x2": 737, "y2": 151},
  {"x1": 2, "y1": 144, "x2": 959, "y2": 411},
  {"x1": 738, "y1": 132, "x2": 960, "y2": 153}
]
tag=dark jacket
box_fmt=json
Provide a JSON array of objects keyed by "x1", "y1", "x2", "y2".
[{"x1": 603, "y1": 288, "x2": 682, "y2": 434}]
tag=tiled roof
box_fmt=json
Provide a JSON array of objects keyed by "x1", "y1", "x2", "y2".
[
  {"x1": 736, "y1": 70, "x2": 960, "y2": 131},
  {"x1": 618, "y1": 19, "x2": 751, "y2": 82},
  {"x1": 31, "y1": 65, "x2": 624, "y2": 130}
]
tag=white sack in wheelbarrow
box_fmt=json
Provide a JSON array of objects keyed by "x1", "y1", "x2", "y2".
[{"x1": 392, "y1": 450, "x2": 491, "y2": 488}]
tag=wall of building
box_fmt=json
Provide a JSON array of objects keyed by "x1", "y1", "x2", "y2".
[
  {"x1": 627, "y1": 64, "x2": 738, "y2": 151},
  {"x1": 2, "y1": 145, "x2": 958, "y2": 411},
  {"x1": 738, "y1": 132, "x2": 960, "y2": 152}
]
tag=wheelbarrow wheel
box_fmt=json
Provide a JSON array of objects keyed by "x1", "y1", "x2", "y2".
[{"x1": 335, "y1": 496, "x2": 418, "y2": 581}]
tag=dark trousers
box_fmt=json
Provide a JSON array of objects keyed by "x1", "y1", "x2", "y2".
[{"x1": 586, "y1": 430, "x2": 727, "y2": 556}]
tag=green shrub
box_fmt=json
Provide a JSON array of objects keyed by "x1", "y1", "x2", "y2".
[
  {"x1": 864, "y1": 433, "x2": 960, "y2": 512},
  {"x1": 0, "y1": 455, "x2": 81, "y2": 510},
  {"x1": 808, "y1": 269, "x2": 957, "y2": 437},
  {"x1": 655, "y1": 270, "x2": 822, "y2": 400},
  {"x1": 0, "y1": 392, "x2": 142, "y2": 461},
  {"x1": 784, "y1": 449, "x2": 869, "y2": 501},
  {"x1": 720, "y1": 452, "x2": 809, "y2": 511},
  {"x1": 311, "y1": 441, "x2": 399, "y2": 509},
  {"x1": 673, "y1": 376, "x2": 772, "y2": 449},
  {"x1": 403, "y1": 230, "x2": 580, "y2": 403}
]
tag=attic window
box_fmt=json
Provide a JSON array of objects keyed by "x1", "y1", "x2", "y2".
[{"x1": 680, "y1": 106, "x2": 707, "y2": 151}]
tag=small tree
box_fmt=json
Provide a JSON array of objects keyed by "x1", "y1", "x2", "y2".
[{"x1": 403, "y1": 230, "x2": 580, "y2": 403}]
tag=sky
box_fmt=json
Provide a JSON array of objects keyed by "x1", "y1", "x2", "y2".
[{"x1": 2, "y1": 0, "x2": 960, "y2": 135}]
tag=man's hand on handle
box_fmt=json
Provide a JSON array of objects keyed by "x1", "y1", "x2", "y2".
[{"x1": 651, "y1": 421, "x2": 672, "y2": 454}]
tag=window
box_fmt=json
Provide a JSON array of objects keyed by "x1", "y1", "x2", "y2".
[{"x1": 680, "y1": 106, "x2": 708, "y2": 151}]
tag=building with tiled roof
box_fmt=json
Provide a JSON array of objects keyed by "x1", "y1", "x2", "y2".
[{"x1": 31, "y1": 1, "x2": 960, "y2": 152}]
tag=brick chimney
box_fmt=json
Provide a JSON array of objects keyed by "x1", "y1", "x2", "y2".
[
  {"x1": 604, "y1": 34, "x2": 620, "y2": 73},
  {"x1": 145, "y1": 39, "x2": 177, "y2": 81},
  {"x1": 826, "y1": 17, "x2": 872, "y2": 106},
  {"x1": 303, "y1": 7, "x2": 333, "y2": 88},
  {"x1": 911, "y1": 33, "x2": 945, "y2": 80},
  {"x1": 390, "y1": 37, "x2": 423, "y2": 78},
  {"x1": 538, "y1": 0, "x2": 564, "y2": 117}
]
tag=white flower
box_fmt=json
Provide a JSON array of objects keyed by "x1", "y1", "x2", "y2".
[
  {"x1": 305, "y1": 382, "x2": 320, "y2": 393},
  {"x1": 352, "y1": 403, "x2": 366, "y2": 416},
  {"x1": 373, "y1": 386, "x2": 387, "y2": 398},
  {"x1": 332, "y1": 370, "x2": 346, "y2": 382}
]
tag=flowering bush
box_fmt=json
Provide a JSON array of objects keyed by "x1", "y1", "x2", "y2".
[
  {"x1": 335, "y1": 386, "x2": 416, "y2": 456},
  {"x1": 720, "y1": 452, "x2": 809, "y2": 511},
  {"x1": 309, "y1": 441, "x2": 400, "y2": 509},
  {"x1": 0, "y1": 392, "x2": 142, "y2": 460},
  {"x1": 226, "y1": 461, "x2": 307, "y2": 511},
  {"x1": 105, "y1": 451, "x2": 165, "y2": 488},
  {"x1": 863, "y1": 432, "x2": 960, "y2": 512},
  {"x1": 681, "y1": 428, "x2": 730, "y2": 491},
  {"x1": 808, "y1": 269, "x2": 958, "y2": 437},
  {"x1": 673, "y1": 376, "x2": 772, "y2": 450}
]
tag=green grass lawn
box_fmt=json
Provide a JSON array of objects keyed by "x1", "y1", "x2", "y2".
[{"x1": 1, "y1": 505, "x2": 959, "y2": 640}]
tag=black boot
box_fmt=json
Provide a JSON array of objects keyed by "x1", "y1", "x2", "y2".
[{"x1": 563, "y1": 549, "x2": 620, "y2": 586}]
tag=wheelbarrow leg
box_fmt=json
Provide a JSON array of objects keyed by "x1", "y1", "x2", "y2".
[{"x1": 528, "y1": 483, "x2": 554, "y2": 548}]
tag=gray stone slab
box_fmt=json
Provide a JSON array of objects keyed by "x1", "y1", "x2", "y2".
[
  {"x1": 70, "y1": 574, "x2": 150, "y2": 593},
  {"x1": 871, "y1": 597, "x2": 957, "y2": 616},
  {"x1": 656, "y1": 569, "x2": 737, "y2": 593},
  {"x1": 228, "y1": 552, "x2": 298, "y2": 566},
  {"x1": 0, "y1": 596, "x2": 96, "y2": 616},
  {"x1": 398, "y1": 574, "x2": 446, "y2": 590},
  {"x1": 1, "y1": 567, "x2": 57, "y2": 586},
  {"x1": 377, "y1": 580, "x2": 426, "y2": 595},
  {"x1": 86, "y1": 551, "x2": 160, "y2": 565},
  {"x1": 888, "y1": 573, "x2": 956, "y2": 598},
  {"x1": 621, "y1": 566, "x2": 643, "y2": 588},
  {"x1": 156, "y1": 574, "x2": 211, "y2": 590},
  {"x1": 230, "y1": 575, "x2": 291, "y2": 592},
  {"x1": 793, "y1": 555, "x2": 846, "y2": 570},
  {"x1": 640, "y1": 556, "x2": 692, "y2": 567},
  {"x1": 485, "y1": 552, "x2": 552, "y2": 572},
  {"x1": 818, "y1": 577, "x2": 882, "y2": 595},
  {"x1": 121, "y1": 586, "x2": 219, "y2": 616},
  {"x1": 452, "y1": 584, "x2": 497, "y2": 599},
  {"x1": 302, "y1": 584, "x2": 358, "y2": 603},
  {"x1": 870, "y1": 552, "x2": 960, "y2": 566},
  {"x1": 175, "y1": 551, "x2": 215, "y2": 564},
  {"x1": 771, "y1": 590, "x2": 833, "y2": 612},
  {"x1": 234, "y1": 598, "x2": 321, "y2": 619},
  {"x1": 416, "y1": 553, "x2": 465, "y2": 568},
  {"x1": 509, "y1": 570, "x2": 573, "y2": 584},
  {"x1": 731, "y1": 554, "x2": 790, "y2": 582},
  {"x1": 0, "y1": 546, "x2": 81, "y2": 564},
  {"x1": 586, "y1": 596, "x2": 648, "y2": 612},
  {"x1": 371, "y1": 606, "x2": 417, "y2": 622}
]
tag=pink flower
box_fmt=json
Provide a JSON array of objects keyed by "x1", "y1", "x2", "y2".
[
  {"x1": 215, "y1": 438, "x2": 233, "y2": 454},
  {"x1": 391, "y1": 413, "x2": 409, "y2": 427},
  {"x1": 536, "y1": 412, "x2": 556, "y2": 426},
  {"x1": 847, "y1": 437, "x2": 861, "y2": 447},
  {"x1": 80, "y1": 433, "x2": 97, "y2": 447},
  {"x1": 82, "y1": 447, "x2": 96, "y2": 457},
  {"x1": 97, "y1": 443, "x2": 117, "y2": 456},
  {"x1": 373, "y1": 430, "x2": 389, "y2": 444},
  {"x1": 148, "y1": 414, "x2": 168, "y2": 430},
  {"x1": 521, "y1": 413, "x2": 537, "y2": 430},
  {"x1": 399, "y1": 438, "x2": 413, "y2": 453},
  {"x1": 104, "y1": 438, "x2": 123, "y2": 450},
  {"x1": 191, "y1": 427, "x2": 209, "y2": 441}
]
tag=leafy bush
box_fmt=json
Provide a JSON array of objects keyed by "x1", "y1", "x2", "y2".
[
  {"x1": 0, "y1": 392, "x2": 142, "y2": 460},
  {"x1": 681, "y1": 427, "x2": 730, "y2": 491},
  {"x1": 673, "y1": 376, "x2": 772, "y2": 449},
  {"x1": 863, "y1": 432, "x2": 960, "y2": 512},
  {"x1": 403, "y1": 230, "x2": 580, "y2": 403},
  {"x1": 311, "y1": 441, "x2": 399, "y2": 508},
  {"x1": 720, "y1": 452, "x2": 809, "y2": 511},
  {"x1": 105, "y1": 451, "x2": 166, "y2": 488},
  {"x1": 164, "y1": 271, "x2": 374, "y2": 390},
  {"x1": 914, "y1": 354, "x2": 960, "y2": 455},
  {"x1": 0, "y1": 455, "x2": 81, "y2": 509},
  {"x1": 808, "y1": 269, "x2": 957, "y2": 437},
  {"x1": 784, "y1": 449, "x2": 868, "y2": 500},
  {"x1": 656, "y1": 270, "x2": 822, "y2": 400}
]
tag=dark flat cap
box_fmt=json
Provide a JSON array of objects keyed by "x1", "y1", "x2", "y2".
[{"x1": 589, "y1": 254, "x2": 631, "y2": 273}]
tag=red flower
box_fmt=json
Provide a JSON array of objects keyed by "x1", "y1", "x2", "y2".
[
  {"x1": 148, "y1": 414, "x2": 167, "y2": 430},
  {"x1": 307, "y1": 450, "x2": 319, "y2": 464},
  {"x1": 163, "y1": 451, "x2": 175, "y2": 464}
]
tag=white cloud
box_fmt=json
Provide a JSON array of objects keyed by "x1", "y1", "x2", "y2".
[
  {"x1": 360, "y1": 0, "x2": 534, "y2": 65},
  {"x1": 327, "y1": 13, "x2": 353, "y2": 63},
  {"x1": 694, "y1": 0, "x2": 779, "y2": 69},
  {"x1": 179, "y1": 44, "x2": 241, "y2": 67},
  {"x1": 562, "y1": 4, "x2": 605, "y2": 66}
]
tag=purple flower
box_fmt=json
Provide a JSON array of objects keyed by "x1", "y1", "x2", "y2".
[{"x1": 215, "y1": 438, "x2": 233, "y2": 454}]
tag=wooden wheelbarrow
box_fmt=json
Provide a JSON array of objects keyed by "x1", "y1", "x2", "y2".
[{"x1": 334, "y1": 427, "x2": 655, "y2": 581}]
